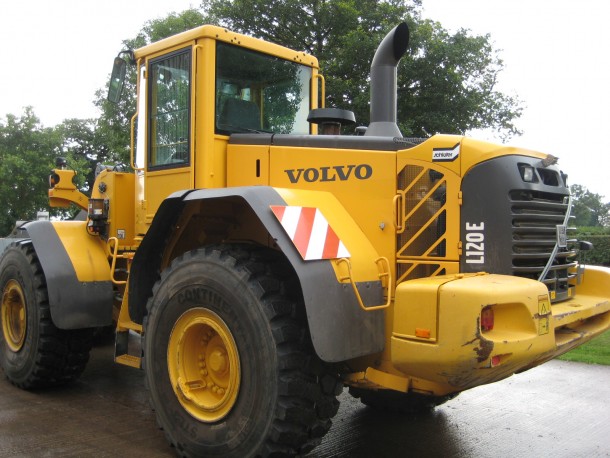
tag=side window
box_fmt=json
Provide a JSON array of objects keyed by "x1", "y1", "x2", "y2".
[
  {"x1": 148, "y1": 49, "x2": 191, "y2": 168},
  {"x1": 215, "y1": 42, "x2": 311, "y2": 135}
]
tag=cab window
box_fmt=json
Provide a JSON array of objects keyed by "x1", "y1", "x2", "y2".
[
  {"x1": 148, "y1": 49, "x2": 191, "y2": 168},
  {"x1": 215, "y1": 42, "x2": 311, "y2": 135}
]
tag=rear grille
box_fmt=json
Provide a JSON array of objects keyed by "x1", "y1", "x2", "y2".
[
  {"x1": 510, "y1": 189, "x2": 578, "y2": 301},
  {"x1": 395, "y1": 164, "x2": 456, "y2": 283}
]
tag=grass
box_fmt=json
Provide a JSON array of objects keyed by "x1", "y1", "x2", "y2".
[{"x1": 557, "y1": 330, "x2": 610, "y2": 365}]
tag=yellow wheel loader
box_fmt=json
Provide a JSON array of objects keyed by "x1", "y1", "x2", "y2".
[{"x1": 1, "y1": 22, "x2": 609, "y2": 457}]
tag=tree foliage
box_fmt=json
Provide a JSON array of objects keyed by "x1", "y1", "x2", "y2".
[
  {"x1": 400, "y1": 21, "x2": 522, "y2": 138},
  {"x1": 202, "y1": 0, "x2": 523, "y2": 138},
  {"x1": 0, "y1": 108, "x2": 89, "y2": 235},
  {"x1": 571, "y1": 184, "x2": 610, "y2": 227}
]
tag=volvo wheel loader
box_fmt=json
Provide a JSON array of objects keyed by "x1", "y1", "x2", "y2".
[{"x1": 1, "y1": 22, "x2": 609, "y2": 457}]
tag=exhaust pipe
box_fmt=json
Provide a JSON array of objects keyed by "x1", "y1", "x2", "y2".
[{"x1": 365, "y1": 22, "x2": 410, "y2": 137}]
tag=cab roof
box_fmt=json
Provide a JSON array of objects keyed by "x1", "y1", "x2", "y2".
[{"x1": 134, "y1": 24, "x2": 319, "y2": 69}]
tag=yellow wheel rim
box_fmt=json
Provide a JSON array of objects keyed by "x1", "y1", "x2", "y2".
[
  {"x1": 2, "y1": 280, "x2": 27, "y2": 352},
  {"x1": 168, "y1": 308, "x2": 241, "y2": 422}
]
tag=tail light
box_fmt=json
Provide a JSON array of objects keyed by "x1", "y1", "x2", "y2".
[{"x1": 481, "y1": 306, "x2": 494, "y2": 332}]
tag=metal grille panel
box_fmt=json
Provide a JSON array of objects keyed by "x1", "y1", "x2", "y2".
[
  {"x1": 510, "y1": 189, "x2": 577, "y2": 301},
  {"x1": 396, "y1": 164, "x2": 448, "y2": 281}
]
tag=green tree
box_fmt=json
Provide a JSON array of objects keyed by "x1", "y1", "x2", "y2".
[
  {"x1": 0, "y1": 108, "x2": 94, "y2": 235},
  {"x1": 202, "y1": 0, "x2": 523, "y2": 138},
  {"x1": 56, "y1": 118, "x2": 110, "y2": 194},
  {"x1": 571, "y1": 184, "x2": 610, "y2": 227},
  {"x1": 400, "y1": 20, "x2": 522, "y2": 138},
  {"x1": 0, "y1": 108, "x2": 59, "y2": 234}
]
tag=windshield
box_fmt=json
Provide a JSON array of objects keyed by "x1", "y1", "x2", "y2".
[{"x1": 215, "y1": 42, "x2": 311, "y2": 135}]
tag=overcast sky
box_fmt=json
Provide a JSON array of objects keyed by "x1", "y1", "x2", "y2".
[{"x1": 1, "y1": 0, "x2": 608, "y2": 198}]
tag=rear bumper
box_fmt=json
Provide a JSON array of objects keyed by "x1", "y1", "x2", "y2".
[
  {"x1": 389, "y1": 268, "x2": 610, "y2": 396},
  {"x1": 551, "y1": 265, "x2": 610, "y2": 353}
]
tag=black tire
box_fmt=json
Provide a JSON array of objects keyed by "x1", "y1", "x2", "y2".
[
  {"x1": 349, "y1": 386, "x2": 457, "y2": 414},
  {"x1": 0, "y1": 243, "x2": 93, "y2": 389},
  {"x1": 143, "y1": 245, "x2": 341, "y2": 457}
]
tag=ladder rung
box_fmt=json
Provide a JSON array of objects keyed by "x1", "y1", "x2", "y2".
[{"x1": 115, "y1": 354, "x2": 142, "y2": 369}]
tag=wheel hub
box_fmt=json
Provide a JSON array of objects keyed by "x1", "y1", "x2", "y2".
[
  {"x1": 168, "y1": 308, "x2": 240, "y2": 422},
  {"x1": 1, "y1": 280, "x2": 27, "y2": 352}
]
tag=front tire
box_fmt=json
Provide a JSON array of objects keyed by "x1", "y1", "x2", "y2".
[
  {"x1": 0, "y1": 243, "x2": 92, "y2": 388},
  {"x1": 143, "y1": 245, "x2": 341, "y2": 457}
]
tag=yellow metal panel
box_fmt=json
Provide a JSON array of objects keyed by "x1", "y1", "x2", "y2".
[
  {"x1": 51, "y1": 221, "x2": 111, "y2": 283},
  {"x1": 397, "y1": 134, "x2": 463, "y2": 177},
  {"x1": 206, "y1": 136, "x2": 229, "y2": 189},
  {"x1": 227, "y1": 144, "x2": 270, "y2": 186},
  {"x1": 353, "y1": 367, "x2": 411, "y2": 392},
  {"x1": 460, "y1": 137, "x2": 547, "y2": 176},
  {"x1": 144, "y1": 168, "x2": 191, "y2": 223},
  {"x1": 91, "y1": 171, "x2": 136, "y2": 247},
  {"x1": 193, "y1": 38, "x2": 230, "y2": 190},
  {"x1": 393, "y1": 276, "x2": 456, "y2": 342},
  {"x1": 550, "y1": 265, "x2": 610, "y2": 350},
  {"x1": 274, "y1": 188, "x2": 380, "y2": 282},
  {"x1": 270, "y1": 146, "x2": 396, "y2": 275},
  {"x1": 391, "y1": 273, "x2": 554, "y2": 394}
]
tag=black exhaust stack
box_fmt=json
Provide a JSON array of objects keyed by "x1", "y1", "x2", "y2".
[{"x1": 365, "y1": 22, "x2": 410, "y2": 137}]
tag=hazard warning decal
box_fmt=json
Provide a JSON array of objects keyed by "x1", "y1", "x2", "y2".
[{"x1": 270, "y1": 206, "x2": 350, "y2": 260}]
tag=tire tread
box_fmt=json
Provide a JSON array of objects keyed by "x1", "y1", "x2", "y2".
[{"x1": 0, "y1": 243, "x2": 92, "y2": 389}]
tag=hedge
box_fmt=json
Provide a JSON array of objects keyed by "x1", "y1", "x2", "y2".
[{"x1": 574, "y1": 228, "x2": 610, "y2": 266}]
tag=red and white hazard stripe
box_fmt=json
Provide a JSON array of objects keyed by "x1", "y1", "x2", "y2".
[{"x1": 270, "y1": 206, "x2": 350, "y2": 260}]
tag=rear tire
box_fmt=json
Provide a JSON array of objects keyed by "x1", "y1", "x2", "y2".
[
  {"x1": 0, "y1": 243, "x2": 93, "y2": 388},
  {"x1": 349, "y1": 386, "x2": 457, "y2": 413},
  {"x1": 143, "y1": 245, "x2": 341, "y2": 457}
]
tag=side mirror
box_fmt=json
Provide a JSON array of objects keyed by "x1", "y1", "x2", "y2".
[{"x1": 107, "y1": 57, "x2": 127, "y2": 104}]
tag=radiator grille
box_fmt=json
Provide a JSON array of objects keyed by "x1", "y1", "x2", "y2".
[{"x1": 510, "y1": 189, "x2": 577, "y2": 301}]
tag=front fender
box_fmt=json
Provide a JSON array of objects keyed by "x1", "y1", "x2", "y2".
[
  {"x1": 24, "y1": 220, "x2": 113, "y2": 329},
  {"x1": 129, "y1": 186, "x2": 385, "y2": 362}
]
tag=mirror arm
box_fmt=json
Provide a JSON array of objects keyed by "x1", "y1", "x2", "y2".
[{"x1": 118, "y1": 49, "x2": 136, "y2": 65}]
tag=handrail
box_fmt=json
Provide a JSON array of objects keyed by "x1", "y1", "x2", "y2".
[
  {"x1": 313, "y1": 73, "x2": 326, "y2": 108},
  {"x1": 108, "y1": 237, "x2": 127, "y2": 285},
  {"x1": 393, "y1": 192, "x2": 405, "y2": 232},
  {"x1": 337, "y1": 257, "x2": 392, "y2": 312}
]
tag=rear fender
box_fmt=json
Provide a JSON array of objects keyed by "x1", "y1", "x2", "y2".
[
  {"x1": 21, "y1": 220, "x2": 113, "y2": 329},
  {"x1": 129, "y1": 186, "x2": 385, "y2": 362}
]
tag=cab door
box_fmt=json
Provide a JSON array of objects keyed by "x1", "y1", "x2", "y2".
[{"x1": 142, "y1": 46, "x2": 195, "y2": 229}]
